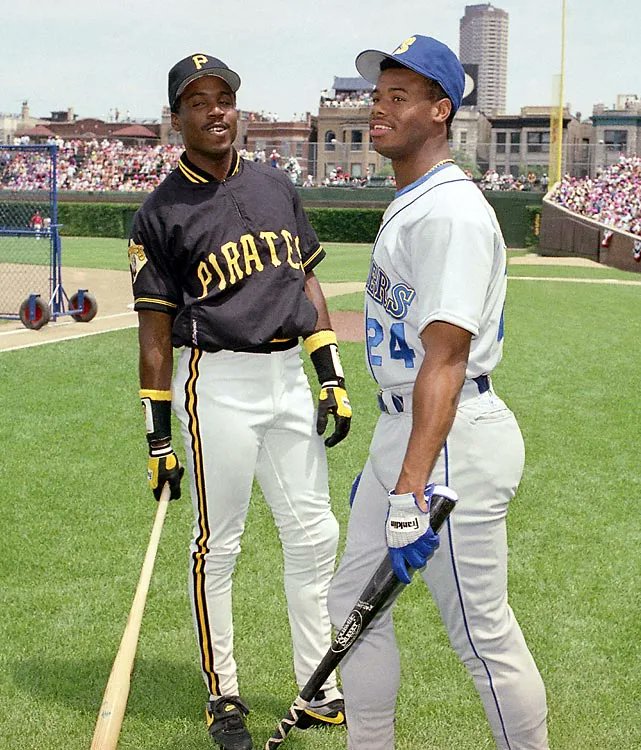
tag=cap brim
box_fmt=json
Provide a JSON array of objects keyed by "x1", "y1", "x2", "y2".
[
  {"x1": 175, "y1": 68, "x2": 241, "y2": 99},
  {"x1": 355, "y1": 49, "x2": 394, "y2": 84}
]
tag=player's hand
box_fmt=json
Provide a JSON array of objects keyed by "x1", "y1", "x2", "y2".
[
  {"x1": 316, "y1": 383, "x2": 352, "y2": 447},
  {"x1": 385, "y1": 484, "x2": 440, "y2": 584},
  {"x1": 147, "y1": 441, "x2": 184, "y2": 501}
]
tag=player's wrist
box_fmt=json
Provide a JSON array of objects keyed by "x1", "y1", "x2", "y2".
[
  {"x1": 140, "y1": 389, "x2": 172, "y2": 444},
  {"x1": 304, "y1": 329, "x2": 345, "y2": 387}
]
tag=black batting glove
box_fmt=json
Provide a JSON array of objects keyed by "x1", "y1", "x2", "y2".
[
  {"x1": 316, "y1": 383, "x2": 352, "y2": 447},
  {"x1": 147, "y1": 440, "x2": 184, "y2": 501}
]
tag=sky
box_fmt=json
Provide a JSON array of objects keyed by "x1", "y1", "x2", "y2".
[{"x1": 1, "y1": 0, "x2": 638, "y2": 123}]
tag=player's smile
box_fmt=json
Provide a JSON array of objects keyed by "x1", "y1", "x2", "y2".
[
  {"x1": 203, "y1": 121, "x2": 229, "y2": 136},
  {"x1": 370, "y1": 121, "x2": 393, "y2": 139}
]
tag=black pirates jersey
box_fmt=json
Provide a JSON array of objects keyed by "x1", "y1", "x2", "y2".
[{"x1": 129, "y1": 150, "x2": 325, "y2": 352}]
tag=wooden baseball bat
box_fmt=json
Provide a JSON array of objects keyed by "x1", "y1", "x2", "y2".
[
  {"x1": 90, "y1": 484, "x2": 171, "y2": 750},
  {"x1": 264, "y1": 488, "x2": 458, "y2": 749}
]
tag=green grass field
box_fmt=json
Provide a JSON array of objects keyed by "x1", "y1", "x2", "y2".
[{"x1": 1, "y1": 241, "x2": 640, "y2": 749}]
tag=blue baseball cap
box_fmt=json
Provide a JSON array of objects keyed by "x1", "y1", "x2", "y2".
[{"x1": 355, "y1": 35, "x2": 465, "y2": 114}]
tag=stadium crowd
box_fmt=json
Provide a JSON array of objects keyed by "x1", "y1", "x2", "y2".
[
  {"x1": 478, "y1": 169, "x2": 549, "y2": 192},
  {"x1": 549, "y1": 155, "x2": 641, "y2": 236},
  {"x1": 320, "y1": 91, "x2": 374, "y2": 108},
  {"x1": 1, "y1": 139, "x2": 182, "y2": 192}
]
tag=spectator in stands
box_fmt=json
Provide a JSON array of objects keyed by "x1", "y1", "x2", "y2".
[
  {"x1": 30, "y1": 209, "x2": 43, "y2": 237},
  {"x1": 269, "y1": 149, "x2": 281, "y2": 168},
  {"x1": 550, "y1": 155, "x2": 641, "y2": 237}
]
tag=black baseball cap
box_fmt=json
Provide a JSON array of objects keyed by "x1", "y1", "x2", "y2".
[
  {"x1": 356, "y1": 35, "x2": 465, "y2": 115},
  {"x1": 168, "y1": 53, "x2": 241, "y2": 111}
]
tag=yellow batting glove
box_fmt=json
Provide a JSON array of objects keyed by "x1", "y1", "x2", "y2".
[
  {"x1": 304, "y1": 329, "x2": 353, "y2": 448},
  {"x1": 147, "y1": 442, "x2": 184, "y2": 501},
  {"x1": 317, "y1": 384, "x2": 352, "y2": 447},
  {"x1": 140, "y1": 388, "x2": 183, "y2": 501}
]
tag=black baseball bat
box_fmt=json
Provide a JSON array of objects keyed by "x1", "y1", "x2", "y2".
[{"x1": 264, "y1": 488, "x2": 458, "y2": 749}]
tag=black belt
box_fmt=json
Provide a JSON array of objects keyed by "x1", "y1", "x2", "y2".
[
  {"x1": 377, "y1": 375, "x2": 490, "y2": 414},
  {"x1": 193, "y1": 338, "x2": 298, "y2": 355}
]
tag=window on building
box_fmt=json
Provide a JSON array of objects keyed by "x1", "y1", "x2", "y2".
[
  {"x1": 350, "y1": 163, "x2": 362, "y2": 177},
  {"x1": 460, "y1": 130, "x2": 468, "y2": 146},
  {"x1": 604, "y1": 129, "x2": 627, "y2": 152},
  {"x1": 496, "y1": 132, "x2": 506, "y2": 154},
  {"x1": 510, "y1": 132, "x2": 520, "y2": 154},
  {"x1": 526, "y1": 131, "x2": 550, "y2": 153},
  {"x1": 325, "y1": 131, "x2": 336, "y2": 151},
  {"x1": 295, "y1": 143, "x2": 303, "y2": 157},
  {"x1": 351, "y1": 130, "x2": 363, "y2": 151}
]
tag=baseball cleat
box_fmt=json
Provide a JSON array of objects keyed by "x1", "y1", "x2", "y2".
[
  {"x1": 296, "y1": 691, "x2": 346, "y2": 730},
  {"x1": 206, "y1": 696, "x2": 253, "y2": 750}
]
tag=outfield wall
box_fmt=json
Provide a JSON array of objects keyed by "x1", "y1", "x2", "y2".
[
  {"x1": 0, "y1": 188, "x2": 543, "y2": 247},
  {"x1": 539, "y1": 197, "x2": 641, "y2": 273}
]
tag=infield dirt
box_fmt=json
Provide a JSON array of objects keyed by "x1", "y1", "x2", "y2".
[{"x1": 1, "y1": 255, "x2": 639, "y2": 352}]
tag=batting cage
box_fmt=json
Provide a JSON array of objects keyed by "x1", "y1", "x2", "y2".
[{"x1": 0, "y1": 144, "x2": 97, "y2": 329}]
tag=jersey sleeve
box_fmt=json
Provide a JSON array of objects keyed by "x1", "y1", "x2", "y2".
[
  {"x1": 290, "y1": 183, "x2": 325, "y2": 273},
  {"x1": 409, "y1": 194, "x2": 494, "y2": 337},
  {"x1": 129, "y1": 208, "x2": 180, "y2": 315}
]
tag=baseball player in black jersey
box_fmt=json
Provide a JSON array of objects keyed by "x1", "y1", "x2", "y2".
[{"x1": 129, "y1": 53, "x2": 351, "y2": 750}]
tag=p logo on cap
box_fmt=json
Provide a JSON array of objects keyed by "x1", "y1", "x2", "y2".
[{"x1": 192, "y1": 54, "x2": 209, "y2": 70}]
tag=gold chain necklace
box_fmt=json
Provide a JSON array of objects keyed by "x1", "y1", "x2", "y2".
[{"x1": 425, "y1": 158, "x2": 455, "y2": 178}]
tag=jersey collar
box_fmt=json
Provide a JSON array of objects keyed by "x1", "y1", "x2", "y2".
[
  {"x1": 394, "y1": 160, "x2": 455, "y2": 198},
  {"x1": 178, "y1": 149, "x2": 241, "y2": 184}
]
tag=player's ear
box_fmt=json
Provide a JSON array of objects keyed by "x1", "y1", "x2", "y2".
[
  {"x1": 433, "y1": 98, "x2": 452, "y2": 125},
  {"x1": 170, "y1": 111, "x2": 182, "y2": 133}
]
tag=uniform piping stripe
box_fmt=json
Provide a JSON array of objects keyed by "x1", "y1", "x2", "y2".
[
  {"x1": 303, "y1": 245, "x2": 324, "y2": 269},
  {"x1": 230, "y1": 151, "x2": 241, "y2": 176},
  {"x1": 443, "y1": 440, "x2": 513, "y2": 750},
  {"x1": 179, "y1": 158, "x2": 209, "y2": 183},
  {"x1": 134, "y1": 297, "x2": 178, "y2": 309},
  {"x1": 185, "y1": 347, "x2": 220, "y2": 696},
  {"x1": 178, "y1": 151, "x2": 240, "y2": 184}
]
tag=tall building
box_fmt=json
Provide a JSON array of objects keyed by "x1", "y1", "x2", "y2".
[{"x1": 459, "y1": 3, "x2": 509, "y2": 115}]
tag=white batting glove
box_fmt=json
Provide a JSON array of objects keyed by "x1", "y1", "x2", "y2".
[{"x1": 385, "y1": 484, "x2": 442, "y2": 584}]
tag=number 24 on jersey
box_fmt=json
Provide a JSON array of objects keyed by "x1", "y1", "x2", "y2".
[{"x1": 367, "y1": 318, "x2": 416, "y2": 369}]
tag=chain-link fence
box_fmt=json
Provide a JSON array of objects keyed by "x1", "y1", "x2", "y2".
[{"x1": 0, "y1": 145, "x2": 57, "y2": 318}]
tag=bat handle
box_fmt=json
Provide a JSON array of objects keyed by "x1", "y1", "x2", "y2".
[{"x1": 264, "y1": 696, "x2": 309, "y2": 749}]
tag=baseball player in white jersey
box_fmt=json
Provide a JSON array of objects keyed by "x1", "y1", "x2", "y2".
[{"x1": 328, "y1": 35, "x2": 549, "y2": 749}]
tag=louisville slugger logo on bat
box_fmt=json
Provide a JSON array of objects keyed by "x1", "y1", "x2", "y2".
[
  {"x1": 331, "y1": 610, "x2": 363, "y2": 653},
  {"x1": 265, "y1": 489, "x2": 458, "y2": 750}
]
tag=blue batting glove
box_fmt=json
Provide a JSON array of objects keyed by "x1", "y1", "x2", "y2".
[{"x1": 385, "y1": 484, "x2": 441, "y2": 584}]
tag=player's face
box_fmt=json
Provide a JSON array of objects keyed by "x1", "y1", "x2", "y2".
[
  {"x1": 172, "y1": 76, "x2": 238, "y2": 163},
  {"x1": 369, "y1": 67, "x2": 449, "y2": 160}
]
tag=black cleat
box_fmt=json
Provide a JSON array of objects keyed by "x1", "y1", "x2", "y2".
[
  {"x1": 206, "y1": 696, "x2": 253, "y2": 750},
  {"x1": 296, "y1": 691, "x2": 346, "y2": 730}
]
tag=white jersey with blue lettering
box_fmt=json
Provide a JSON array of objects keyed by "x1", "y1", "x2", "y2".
[
  {"x1": 365, "y1": 162, "x2": 507, "y2": 390},
  {"x1": 330, "y1": 160, "x2": 549, "y2": 750}
]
